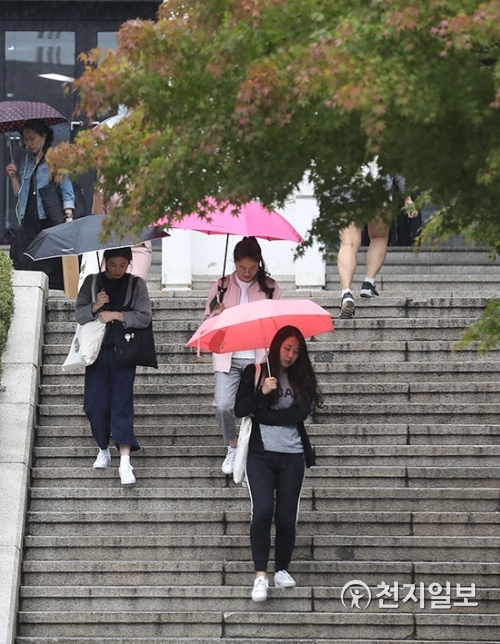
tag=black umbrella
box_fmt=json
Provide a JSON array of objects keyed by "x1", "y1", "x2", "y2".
[
  {"x1": 24, "y1": 215, "x2": 170, "y2": 261},
  {"x1": 0, "y1": 100, "x2": 67, "y2": 134}
]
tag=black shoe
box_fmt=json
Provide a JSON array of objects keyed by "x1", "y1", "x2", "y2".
[
  {"x1": 339, "y1": 291, "x2": 355, "y2": 318},
  {"x1": 360, "y1": 281, "x2": 379, "y2": 298}
]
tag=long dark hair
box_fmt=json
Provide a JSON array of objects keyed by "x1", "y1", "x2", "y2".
[
  {"x1": 266, "y1": 325, "x2": 323, "y2": 411},
  {"x1": 22, "y1": 119, "x2": 54, "y2": 154},
  {"x1": 233, "y1": 236, "x2": 274, "y2": 298}
]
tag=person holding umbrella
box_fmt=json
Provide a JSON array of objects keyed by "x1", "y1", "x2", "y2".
[
  {"x1": 203, "y1": 236, "x2": 282, "y2": 475},
  {"x1": 234, "y1": 325, "x2": 322, "y2": 602},
  {"x1": 5, "y1": 119, "x2": 75, "y2": 290},
  {"x1": 75, "y1": 246, "x2": 152, "y2": 485}
]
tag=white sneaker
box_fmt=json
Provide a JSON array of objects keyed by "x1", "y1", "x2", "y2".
[
  {"x1": 93, "y1": 449, "x2": 111, "y2": 469},
  {"x1": 221, "y1": 446, "x2": 237, "y2": 475},
  {"x1": 251, "y1": 576, "x2": 269, "y2": 602},
  {"x1": 274, "y1": 570, "x2": 296, "y2": 588},
  {"x1": 119, "y1": 463, "x2": 136, "y2": 485}
]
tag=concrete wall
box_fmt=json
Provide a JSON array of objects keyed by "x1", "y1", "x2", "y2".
[{"x1": 0, "y1": 271, "x2": 47, "y2": 644}]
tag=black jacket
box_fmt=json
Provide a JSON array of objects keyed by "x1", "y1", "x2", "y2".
[{"x1": 234, "y1": 363, "x2": 316, "y2": 468}]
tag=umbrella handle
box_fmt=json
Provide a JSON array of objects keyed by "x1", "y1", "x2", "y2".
[
  {"x1": 266, "y1": 353, "x2": 271, "y2": 378},
  {"x1": 7, "y1": 136, "x2": 13, "y2": 163},
  {"x1": 218, "y1": 234, "x2": 229, "y2": 303},
  {"x1": 218, "y1": 275, "x2": 227, "y2": 303}
]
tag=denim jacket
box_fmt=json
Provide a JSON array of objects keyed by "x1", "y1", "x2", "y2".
[{"x1": 15, "y1": 152, "x2": 75, "y2": 221}]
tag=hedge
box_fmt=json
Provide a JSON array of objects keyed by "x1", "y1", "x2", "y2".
[{"x1": 0, "y1": 252, "x2": 14, "y2": 382}]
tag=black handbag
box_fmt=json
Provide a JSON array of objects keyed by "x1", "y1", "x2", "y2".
[
  {"x1": 39, "y1": 180, "x2": 89, "y2": 226},
  {"x1": 114, "y1": 277, "x2": 158, "y2": 368},
  {"x1": 39, "y1": 181, "x2": 65, "y2": 226},
  {"x1": 114, "y1": 321, "x2": 158, "y2": 368}
]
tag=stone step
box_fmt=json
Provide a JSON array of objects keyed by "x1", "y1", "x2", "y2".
[
  {"x1": 19, "y1": 558, "x2": 500, "y2": 586},
  {"x1": 327, "y1": 247, "x2": 500, "y2": 271},
  {"x1": 27, "y1": 466, "x2": 500, "y2": 489},
  {"x1": 37, "y1": 380, "x2": 500, "y2": 405},
  {"x1": 18, "y1": 585, "x2": 313, "y2": 614},
  {"x1": 13, "y1": 635, "x2": 500, "y2": 644},
  {"x1": 41, "y1": 339, "x2": 500, "y2": 366},
  {"x1": 44, "y1": 295, "x2": 490, "y2": 323},
  {"x1": 21, "y1": 533, "x2": 500, "y2": 563},
  {"x1": 31, "y1": 443, "x2": 500, "y2": 467},
  {"x1": 26, "y1": 486, "x2": 499, "y2": 513},
  {"x1": 30, "y1": 423, "x2": 500, "y2": 447},
  {"x1": 16, "y1": 640, "x2": 493, "y2": 644},
  {"x1": 19, "y1": 584, "x2": 500, "y2": 615},
  {"x1": 330, "y1": 275, "x2": 500, "y2": 296},
  {"x1": 25, "y1": 510, "x2": 500, "y2": 538},
  {"x1": 35, "y1": 402, "x2": 500, "y2": 425},
  {"x1": 16, "y1": 609, "x2": 222, "y2": 638},
  {"x1": 15, "y1": 608, "x2": 500, "y2": 639},
  {"x1": 43, "y1": 317, "x2": 482, "y2": 346},
  {"x1": 38, "y1": 359, "x2": 500, "y2": 386},
  {"x1": 21, "y1": 534, "x2": 310, "y2": 563}
]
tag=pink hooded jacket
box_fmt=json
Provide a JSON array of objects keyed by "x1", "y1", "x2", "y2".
[{"x1": 203, "y1": 272, "x2": 282, "y2": 372}]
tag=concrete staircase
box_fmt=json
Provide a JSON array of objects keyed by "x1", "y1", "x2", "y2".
[{"x1": 15, "y1": 247, "x2": 500, "y2": 643}]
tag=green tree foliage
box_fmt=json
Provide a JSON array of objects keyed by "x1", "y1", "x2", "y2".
[
  {"x1": 0, "y1": 253, "x2": 14, "y2": 382},
  {"x1": 50, "y1": 1, "x2": 500, "y2": 248}
]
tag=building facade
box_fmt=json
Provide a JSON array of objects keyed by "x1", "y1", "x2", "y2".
[{"x1": 0, "y1": 1, "x2": 160, "y2": 244}]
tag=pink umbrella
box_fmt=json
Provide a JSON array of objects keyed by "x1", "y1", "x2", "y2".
[
  {"x1": 186, "y1": 298, "x2": 333, "y2": 356},
  {"x1": 160, "y1": 199, "x2": 304, "y2": 242},
  {"x1": 156, "y1": 199, "x2": 304, "y2": 298}
]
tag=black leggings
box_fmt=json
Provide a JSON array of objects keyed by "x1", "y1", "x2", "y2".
[{"x1": 246, "y1": 450, "x2": 305, "y2": 572}]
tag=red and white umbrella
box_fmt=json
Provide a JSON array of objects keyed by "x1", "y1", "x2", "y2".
[{"x1": 186, "y1": 298, "x2": 333, "y2": 356}]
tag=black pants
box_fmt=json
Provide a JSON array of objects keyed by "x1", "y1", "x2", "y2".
[
  {"x1": 83, "y1": 345, "x2": 140, "y2": 451},
  {"x1": 246, "y1": 450, "x2": 305, "y2": 572}
]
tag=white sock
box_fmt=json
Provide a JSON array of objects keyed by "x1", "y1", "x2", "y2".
[
  {"x1": 341, "y1": 288, "x2": 353, "y2": 296},
  {"x1": 364, "y1": 277, "x2": 375, "y2": 286},
  {"x1": 120, "y1": 454, "x2": 131, "y2": 466},
  {"x1": 99, "y1": 448, "x2": 110, "y2": 455}
]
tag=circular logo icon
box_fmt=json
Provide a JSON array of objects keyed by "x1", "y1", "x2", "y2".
[{"x1": 340, "y1": 580, "x2": 372, "y2": 610}]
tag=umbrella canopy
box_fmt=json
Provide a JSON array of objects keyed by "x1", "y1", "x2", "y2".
[
  {"x1": 161, "y1": 199, "x2": 304, "y2": 243},
  {"x1": 186, "y1": 298, "x2": 333, "y2": 355},
  {"x1": 24, "y1": 214, "x2": 170, "y2": 260},
  {"x1": 157, "y1": 199, "x2": 304, "y2": 299},
  {"x1": 99, "y1": 113, "x2": 128, "y2": 129},
  {"x1": 0, "y1": 100, "x2": 67, "y2": 133}
]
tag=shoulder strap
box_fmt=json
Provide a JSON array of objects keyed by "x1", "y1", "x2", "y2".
[
  {"x1": 217, "y1": 275, "x2": 228, "y2": 302},
  {"x1": 91, "y1": 273, "x2": 98, "y2": 300},
  {"x1": 253, "y1": 363, "x2": 262, "y2": 389},
  {"x1": 123, "y1": 275, "x2": 138, "y2": 311}
]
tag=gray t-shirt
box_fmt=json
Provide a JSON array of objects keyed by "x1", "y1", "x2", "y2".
[{"x1": 259, "y1": 372, "x2": 303, "y2": 454}]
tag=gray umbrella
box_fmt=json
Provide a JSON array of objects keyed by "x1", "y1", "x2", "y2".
[{"x1": 24, "y1": 214, "x2": 169, "y2": 260}]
